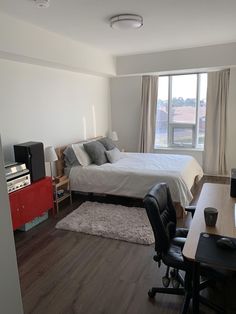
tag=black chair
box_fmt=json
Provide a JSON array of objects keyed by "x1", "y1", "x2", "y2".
[
  {"x1": 144, "y1": 183, "x2": 225, "y2": 314},
  {"x1": 185, "y1": 205, "x2": 196, "y2": 218}
]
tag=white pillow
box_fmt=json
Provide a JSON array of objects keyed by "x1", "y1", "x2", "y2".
[
  {"x1": 72, "y1": 142, "x2": 92, "y2": 166},
  {"x1": 105, "y1": 147, "x2": 121, "y2": 163}
]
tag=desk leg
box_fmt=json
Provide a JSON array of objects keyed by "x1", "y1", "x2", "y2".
[{"x1": 192, "y1": 262, "x2": 200, "y2": 314}]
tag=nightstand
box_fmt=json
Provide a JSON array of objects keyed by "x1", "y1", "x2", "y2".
[{"x1": 53, "y1": 177, "x2": 72, "y2": 213}]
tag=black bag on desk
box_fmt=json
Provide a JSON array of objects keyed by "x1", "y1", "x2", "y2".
[{"x1": 196, "y1": 233, "x2": 236, "y2": 313}]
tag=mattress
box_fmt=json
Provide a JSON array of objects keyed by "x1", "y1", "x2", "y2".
[{"x1": 68, "y1": 152, "x2": 203, "y2": 207}]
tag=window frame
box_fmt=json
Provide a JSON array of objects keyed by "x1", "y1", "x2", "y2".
[
  {"x1": 170, "y1": 123, "x2": 196, "y2": 148},
  {"x1": 156, "y1": 73, "x2": 206, "y2": 149}
]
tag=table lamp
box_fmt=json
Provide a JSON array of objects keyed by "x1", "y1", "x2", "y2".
[
  {"x1": 45, "y1": 146, "x2": 58, "y2": 179},
  {"x1": 111, "y1": 131, "x2": 118, "y2": 142}
]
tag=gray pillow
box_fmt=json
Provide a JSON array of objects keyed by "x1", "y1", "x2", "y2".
[
  {"x1": 83, "y1": 141, "x2": 107, "y2": 165},
  {"x1": 105, "y1": 147, "x2": 121, "y2": 163},
  {"x1": 98, "y1": 137, "x2": 116, "y2": 150},
  {"x1": 63, "y1": 145, "x2": 77, "y2": 166}
]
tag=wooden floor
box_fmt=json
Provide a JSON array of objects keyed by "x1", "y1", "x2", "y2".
[{"x1": 14, "y1": 176, "x2": 229, "y2": 314}]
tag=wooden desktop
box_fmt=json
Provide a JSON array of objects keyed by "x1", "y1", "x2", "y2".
[
  {"x1": 183, "y1": 183, "x2": 236, "y2": 260},
  {"x1": 183, "y1": 183, "x2": 236, "y2": 313}
]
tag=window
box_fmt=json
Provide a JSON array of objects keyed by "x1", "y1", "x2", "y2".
[{"x1": 155, "y1": 73, "x2": 207, "y2": 149}]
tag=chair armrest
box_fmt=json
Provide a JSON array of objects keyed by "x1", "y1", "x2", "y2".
[
  {"x1": 185, "y1": 205, "x2": 196, "y2": 218},
  {"x1": 172, "y1": 237, "x2": 186, "y2": 249}
]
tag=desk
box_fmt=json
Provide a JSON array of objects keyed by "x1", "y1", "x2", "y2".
[{"x1": 183, "y1": 183, "x2": 236, "y2": 313}]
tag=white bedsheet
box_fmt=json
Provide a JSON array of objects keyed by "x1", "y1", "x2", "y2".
[{"x1": 68, "y1": 153, "x2": 203, "y2": 207}]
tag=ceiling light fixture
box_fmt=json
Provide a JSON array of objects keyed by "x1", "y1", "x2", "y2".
[
  {"x1": 110, "y1": 14, "x2": 143, "y2": 30},
  {"x1": 34, "y1": 0, "x2": 50, "y2": 9}
]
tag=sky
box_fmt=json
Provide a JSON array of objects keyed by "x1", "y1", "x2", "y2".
[{"x1": 158, "y1": 73, "x2": 207, "y2": 101}]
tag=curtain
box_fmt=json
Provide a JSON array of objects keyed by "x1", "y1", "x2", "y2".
[
  {"x1": 203, "y1": 69, "x2": 230, "y2": 175},
  {"x1": 138, "y1": 75, "x2": 158, "y2": 153}
]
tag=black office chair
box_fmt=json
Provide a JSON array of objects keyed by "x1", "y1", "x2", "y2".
[
  {"x1": 144, "y1": 183, "x2": 193, "y2": 313},
  {"x1": 144, "y1": 183, "x2": 225, "y2": 314},
  {"x1": 185, "y1": 205, "x2": 196, "y2": 218}
]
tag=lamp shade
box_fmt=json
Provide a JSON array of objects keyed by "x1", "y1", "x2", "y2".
[
  {"x1": 45, "y1": 146, "x2": 58, "y2": 162},
  {"x1": 111, "y1": 131, "x2": 118, "y2": 141}
]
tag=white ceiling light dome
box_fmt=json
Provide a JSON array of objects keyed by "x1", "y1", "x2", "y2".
[
  {"x1": 34, "y1": 0, "x2": 50, "y2": 9},
  {"x1": 110, "y1": 14, "x2": 143, "y2": 30}
]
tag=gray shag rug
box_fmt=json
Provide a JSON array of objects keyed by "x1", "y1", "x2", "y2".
[{"x1": 56, "y1": 201, "x2": 154, "y2": 245}]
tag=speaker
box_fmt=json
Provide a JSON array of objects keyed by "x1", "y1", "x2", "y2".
[
  {"x1": 14, "y1": 142, "x2": 46, "y2": 182},
  {"x1": 230, "y1": 168, "x2": 236, "y2": 197}
]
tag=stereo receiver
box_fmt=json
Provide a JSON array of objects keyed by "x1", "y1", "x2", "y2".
[{"x1": 5, "y1": 162, "x2": 31, "y2": 193}]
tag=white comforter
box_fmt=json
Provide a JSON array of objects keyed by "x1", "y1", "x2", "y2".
[{"x1": 69, "y1": 153, "x2": 203, "y2": 207}]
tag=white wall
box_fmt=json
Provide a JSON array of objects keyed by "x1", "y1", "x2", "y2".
[
  {"x1": 112, "y1": 43, "x2": 236, "y2": 171},
  {"x1": 111, "y1": 76, "x2": 142, "y2": 152},
  {"x1": 110, "y1": 76, "x2": 203, "y2": 164},
  {"x1": 111, "y1": 69, "x2": 236, "y2": 170},
  {"x1": 116, "y1": 43, "x2": 236, "y2": 76},
  {"x1": 0, "y1": 12, "x2": 115, "y2": 76},
  {"x1": 0, "y1": 58, "x2": 111, "y2": 161},
  {"x1": 0, "y1": 136, "x2": 24, "y2": 314}
]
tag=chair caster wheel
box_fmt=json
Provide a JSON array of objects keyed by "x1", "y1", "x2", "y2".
[
  {"x1": 171, "y1": 278, "x2": 180, "y2": 288},
  {"x1": 148, "y1": 289, "x2": 156, "y2": 298},
  {"x1": 162, "y1": 276, "x2": 170, "y2": 287}
]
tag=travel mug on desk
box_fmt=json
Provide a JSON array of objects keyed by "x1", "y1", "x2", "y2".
[{"x1": 204, "y1": 207, "x2": 218, "y2": 227}]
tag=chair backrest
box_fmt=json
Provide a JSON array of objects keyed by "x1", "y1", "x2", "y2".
[{"x1": 144, "y1": 183, "x2": 177, "y2": 253}]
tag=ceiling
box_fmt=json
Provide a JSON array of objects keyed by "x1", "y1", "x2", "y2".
[{"x1": 1, "y1": 0, "x2": 236, "y2": 56}]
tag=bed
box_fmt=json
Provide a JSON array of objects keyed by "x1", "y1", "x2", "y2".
[{"x1": 55, "y1": 138, "x2": 203, "y2": 209}]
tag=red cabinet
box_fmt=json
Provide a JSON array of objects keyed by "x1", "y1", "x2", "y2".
[
  {"x1": 9, "y1": 192, "x2": 22, "y2": 230},
  {"x1": 9, "y1": 177, "x2": 53, "y2": 230}
]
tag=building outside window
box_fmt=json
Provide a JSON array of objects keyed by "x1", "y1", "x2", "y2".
[{"x1": 155, "y1": 73, "x2": 207, "y2": 149}]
